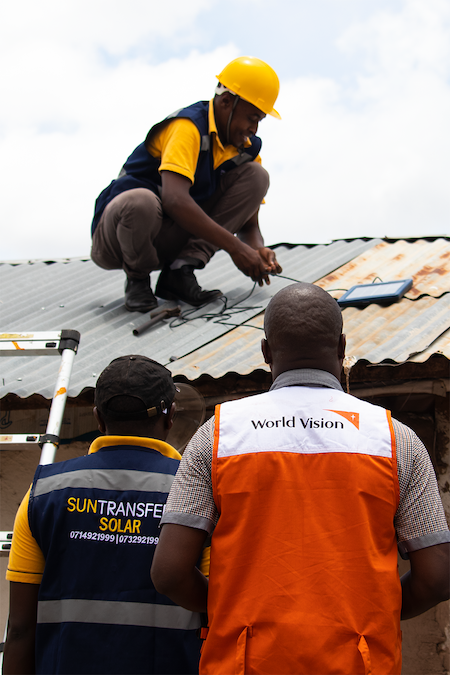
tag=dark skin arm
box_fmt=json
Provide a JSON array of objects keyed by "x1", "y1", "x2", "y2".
[
  {"x1": 161, "y1": 171, "x2": 281, "y2": 285},
  {"x1": 151, "y1": 524, "x2": 208, "y2": 613},
  {"x1": 3, "y1": 581, "x2": 39, "y2": 674},
  {"x1": 400, "y1": 542, "x2": 450, "y2": 620},
  {"x1": 237, "y1": 211, "x2": 282, "y2": 286}
]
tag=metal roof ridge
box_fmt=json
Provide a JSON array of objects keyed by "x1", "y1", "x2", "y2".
[{"x1": 3, "y1": 235, "x2": 449, "y2": 267}]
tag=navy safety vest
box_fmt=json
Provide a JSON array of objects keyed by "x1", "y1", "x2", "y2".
[
  {"x1": 91, "y1": 100, "x2": 262, "y2": 234},
  {"x1": 29, "y1": 445, "x2": 201, "y2": 675}
]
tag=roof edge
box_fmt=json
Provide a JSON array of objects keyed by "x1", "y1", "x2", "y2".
[{"x1": 2, "y1": 236, "x2": 449, "y2": 266}]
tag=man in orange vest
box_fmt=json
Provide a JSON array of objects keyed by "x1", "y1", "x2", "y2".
[{"x1": 151, "y1": 282, "x2": 450, "y2": 675}]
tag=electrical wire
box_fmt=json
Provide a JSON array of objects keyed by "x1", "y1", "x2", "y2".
[
  {"x1": 167, "y1": 273, "x2": 354, "y2": 330},
  {"x1": 169, "y1": 281, "x2": 263, "y2": 329},
  {"x1": 278, "y1": 274, "x2": 349, "y2": 295},
  {"x1": 168, "y1": 273, "x2": 306, "y2": 330}
]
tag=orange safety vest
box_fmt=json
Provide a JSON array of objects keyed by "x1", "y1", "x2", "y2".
[{"x1": 201, "y1": 387, "x2": 401, "y2": 675}]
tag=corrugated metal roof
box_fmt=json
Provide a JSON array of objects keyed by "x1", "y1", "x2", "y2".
[
  {"x1": 170, "y1": 296, "x2": 450, "y2": 378},
  {"x1": 316, "y1": 238, "x2": 450, "y2": 299},
  {"x1": 172, "y1": 318, "x2": 268, "y2": 380},
  {"x1": 1, "y1": 238, "x2": 380, "y2": 398},
  {"x1": 343, "y1": 295, "x2": 450, "y2": 364},
  {"x1": 172, "y1": 238, "x2": 450, "y2": 379}
]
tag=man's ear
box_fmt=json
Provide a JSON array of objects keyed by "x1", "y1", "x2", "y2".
[
  {"x1": 261, "y1": 337, "x2": 272, "y2": 365},
  {"x1": 216, "y1": 91, "x2": 234, "y2": 111},
  {"x1": 338, "y1": 333, "x2": 346, "y2": 362},
  {"x1": 93, "y1": 406, "x2": 106, "y2": 434}
]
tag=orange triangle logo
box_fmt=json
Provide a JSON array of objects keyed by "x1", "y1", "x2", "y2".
[{"x1": 326, "y1": 410, "x2": 360, "y2": 430}]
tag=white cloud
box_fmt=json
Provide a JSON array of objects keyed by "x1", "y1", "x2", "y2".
[
  {"x1": 339, "y1": 0, "x2": 450, "y2": 81},
  {"x1": 0, "y1": 0, "x2": 237, "y2": 258},
  {"x1": 259, "y1": 0, "x2": 450, "y2": 243},
  {"x1": 0, "y1": 1, "x2": 212, "y2": 56}
]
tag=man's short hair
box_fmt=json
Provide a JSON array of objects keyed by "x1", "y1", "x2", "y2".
[
  {"x1": 95, "y1": 355, "x2": 176, "y2": 421},
  {"x1": 264, "y1": 283, "x2": 343, "y2": 355}
]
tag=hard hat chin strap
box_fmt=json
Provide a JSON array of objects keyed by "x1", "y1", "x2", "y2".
[
  {"x1": 226, "y1": 94, "x2": 240, "y2": 146},
  {"x1": 215, "y1": 83, "x2": 241, "y2": 146}
]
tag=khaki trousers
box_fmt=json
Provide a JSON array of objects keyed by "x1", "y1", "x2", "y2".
[{"x1": 91, "y1": 162, "x2": 269, "y2": 279}]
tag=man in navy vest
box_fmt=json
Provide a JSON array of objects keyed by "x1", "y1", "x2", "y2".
[
  {"x1": 90, "y1": 56, "x2": 282, "y2": 312},
  {"x1": 4, "y1": 355, "x2": 204, "y2": 674}
]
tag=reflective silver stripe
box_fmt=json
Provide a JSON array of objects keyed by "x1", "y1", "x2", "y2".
[
  {"x1": 201, "y1": 135, "x2": 210, "y2": 151},
  {"x1": 165, "y1": 107, "x2": 183, "y2": 120},
  {"x1": 37, "y1": 599, "x2": 201, "y2": 630},
  {"x1": 34, "y1": 470, "x2": 175, "y2": 497},
  {"x1": 231, "y1": 152, "x2": 252, "y2": 166}
]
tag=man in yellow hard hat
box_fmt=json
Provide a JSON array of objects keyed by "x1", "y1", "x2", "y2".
[{"x1": 90, "y1": 56, "x2": 283, "y2": 311}]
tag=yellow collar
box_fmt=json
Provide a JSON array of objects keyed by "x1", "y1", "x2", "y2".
[
  {"x1": 209, "y1": 98, "x2": 224, "y2": 150},
  {"x1": 88, "y1": 435, "x2": 182, "y2": 460}
]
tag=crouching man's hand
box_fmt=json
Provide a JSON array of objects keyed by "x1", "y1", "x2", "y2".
[
  {"x1": 257, "y1": 247, "x2": 282, "y2": 286},
  {"x1": 229, "y1": 240, "x2": 273, "y2": 283}
]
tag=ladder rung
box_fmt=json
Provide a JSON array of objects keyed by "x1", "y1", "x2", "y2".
[
  {"x1": 0, "y1": 434, "x2": 41, "y2": 445},
  {"x1": 0, "y1": 332, "x2": 62, "y2": 356},
  {"x1": 0, "y1": 532, "x2": 13, "y2": 551}
]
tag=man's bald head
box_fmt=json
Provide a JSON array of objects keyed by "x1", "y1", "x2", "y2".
[{"x1": 263, "y1": 283, "x2": 345, "y2": 379}]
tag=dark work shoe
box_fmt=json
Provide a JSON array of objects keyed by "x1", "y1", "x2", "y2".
[
  {"x1": 124, "y1": 277, "x2": 158, "y2": 312},
  {"x1": 155, "y1": 265, "x2": 222, "y2": 307}
]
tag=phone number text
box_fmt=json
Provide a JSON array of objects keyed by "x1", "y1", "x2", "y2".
[{"x1": 69, "y1": 530, "x2": 159, "y2": 545}]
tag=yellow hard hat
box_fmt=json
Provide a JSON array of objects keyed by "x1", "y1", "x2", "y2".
[{"x1": 216, "y1": 56, "x2": 281, "y2": 120}]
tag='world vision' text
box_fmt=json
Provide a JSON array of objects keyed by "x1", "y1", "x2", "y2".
[{"x1": 251, "y1": 416, "x2": 345, "y2": 429}]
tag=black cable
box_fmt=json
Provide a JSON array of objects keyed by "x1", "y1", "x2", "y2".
[
  {"x1": 276, "y1": 273, "x2": 301, "y2": 282},
  {"x1": 167, "y1": 273, "x2": 354, "y2": 331},
  {"x1": 277, "y1": 273, "x2": 349, "y2": 295},
  {"x1": 169, "y1": 281, "x2": 262, "y2": 329}
]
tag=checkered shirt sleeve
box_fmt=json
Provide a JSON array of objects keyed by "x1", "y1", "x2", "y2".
[
  {"x1": 392, "y1": 418, "x2": 450, "y2": 556},
  {"x1": 162, "y1": 417, "x2": 217, "y2": 533},
  {"x1": 162, "y1": 414, "x2": 450, "y2": 553}
]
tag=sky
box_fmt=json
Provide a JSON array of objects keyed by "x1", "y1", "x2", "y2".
[{"x1": 1, "y1": 0, "x2": 450, "y2": 261}]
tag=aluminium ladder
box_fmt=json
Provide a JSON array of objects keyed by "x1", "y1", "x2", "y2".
[
  {"x1": 0, "y1": 329, "x2": 80, "y2": 660},
  {"x1": 0, "y1": 329, "x2": 80, "y2": 554}
]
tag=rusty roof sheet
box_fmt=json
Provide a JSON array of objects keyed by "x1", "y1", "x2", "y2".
[
  {"x1": 172, "y1": 238, "x2": 450, "y2": 379},
  {"x1": 316, "y1": 238, "x2": 450, "y2": 300},
  {"x1": 342, "y1": 295, "x2": 450, "y2": 364},
  {"x1": 171, "y1": 316, "x2": 267, "y2": 380},
  {"x1": 171, "y1": 295, "x2": 450, "y2": 378}
]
